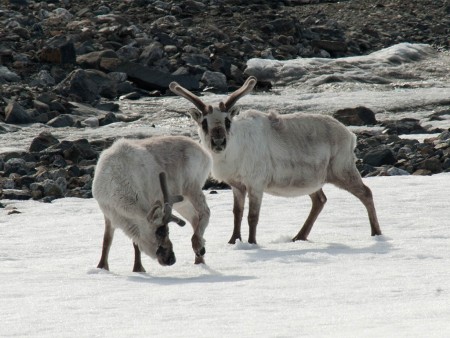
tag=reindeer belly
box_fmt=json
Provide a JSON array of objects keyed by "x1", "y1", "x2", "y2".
[
  {"x1": 265, "y1": 172, "x2": 325, "y2": 197},
  {"x1": 265, "y1": 183, "x2": 323, "y2": 197}
]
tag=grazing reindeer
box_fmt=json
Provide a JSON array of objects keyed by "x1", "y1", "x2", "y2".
[
  {"x1": 169, "y1": 76, "x2": 382, "y2": 244},
  {"x1": 93, "y1": 136, "x2": 212, "y2": 271}
]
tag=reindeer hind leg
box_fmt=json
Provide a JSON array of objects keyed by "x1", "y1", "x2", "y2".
[{"x1": 292, "y1": 189, "x2": 327, "y2": 241}]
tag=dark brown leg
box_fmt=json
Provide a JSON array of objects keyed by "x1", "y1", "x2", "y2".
[
  {"x1": 132, "y1": 243, "x2": 146, "y2": 272},
  {"x1": 247, "y1": 188, "x2": 263, "y2": 244},
  {"x1": 346, "y1": 183, "x2": 382, "y2": 236},
  {"x1": 229, "y1": 185, "x2": 246, "y2": 244},
  {"x1": 330, "y1": 170, "x2": 382, "y2": 236},
  {"x1": 97, "y1": 217, "x2": 114, "y2": 270},
  {"x1": 292, "y1": 189, "x2": 327, "y2": 241}
]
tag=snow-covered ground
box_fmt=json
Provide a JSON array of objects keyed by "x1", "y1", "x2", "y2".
[{"x1": 1, "y1": 173, "x2": 449, "y2": 337}]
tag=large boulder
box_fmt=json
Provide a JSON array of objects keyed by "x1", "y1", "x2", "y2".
[
  {"x1": 116, "y1": 62, "x2": 199, "y2": 91},
  {"x1": 4, "y1": 102, "x2": 34, "y2": 124},
  {"x1": 55, "y1": 69, "x2": 117, "y2": 103},
  {"x1": 333, "y1": 106, "x2": 377, "y2": 126}
]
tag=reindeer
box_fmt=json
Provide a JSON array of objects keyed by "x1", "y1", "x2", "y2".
[
  {"x1": 169, "y1": 76, "x2": 382, "y2": 244},
  {"x1": 92, "y1": 136, "x2": 212, "y2": 271}
]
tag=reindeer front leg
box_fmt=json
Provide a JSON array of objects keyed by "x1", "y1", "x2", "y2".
[
  {"x1": 176, "y1": 189, "x2": 210, "y2": 264},
  {"x1": 229, "y1": 185, "x2": 247, "y2": 244},
  {"x1": 132, "y1": 243, "x2": 146, "y2": 272},
  {"x1": 97, "y1": 217, "x2": 114, "y2": 270},
  {"x1": 247, "y1": 188, "x2": 263, "y2": 244}
]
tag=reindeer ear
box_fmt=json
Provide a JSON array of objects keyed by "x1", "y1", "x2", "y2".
[
  {"x1": 189, "y1": 108, "x2": 203, "y2": 123},
  {"x1": 147, "y1": 200, "x2": 164, "y2": 225},
  {"x1": 228, "y1": 106, "x2": 241, "y2": 118}
]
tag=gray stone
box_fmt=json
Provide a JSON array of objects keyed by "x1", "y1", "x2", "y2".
[
  {"x1": 4, "y1": 102, "x2": 34, "y2": 124},
  {"x1": 333, "y1": 106, "x2": 377, "y2": 126},
  {"x1": 55, "y1": 69, "x2": 117, "y2": 103},
  {"x1": 116, "y1": 61, "x2": 199, "y2": 91},
  {"x1": 363, "y1": 148, "x2": 396, "y2": 167},
  {"x1": 201, "y1": 71, "x2": 228, "y2": 93},
  {"x1": 29, "y1": 131, "x2": 59, "y2": 152},
  {"x1": 0, "y1": 66, "x2": 21, "y2": 83},
  {"x1": 47, "y1": 114, "x2": 77, "y2": 128},
  {"x1": 39, "y1": 36, "x2": 76, "y2": 64}
]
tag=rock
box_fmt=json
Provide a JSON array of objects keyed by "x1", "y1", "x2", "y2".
[
  {"x1": 55, "y1": 69, "x2": 117, "y2": 103},
  {"x1": 99, "y1": 112, "x2": 118, "y2": 126},
  {"x1": 30, "y1": 70, "x2": 55, "y2": 87},
  {"x1": 4, "y1": 102, "x2": 34, "y2": 124},
  {"x1": 29, "y1": 131, "x2": 59, "y2": 152},
  {"x1": 416, "y1": 157, "x2": 442, "y2": 174},
  {"x1": 139, "y1": 42, "x2": 164, "y2": 66},
  {"x1": 1, "y1": 189, "x2": 31, "y2": 200},
  {"x1": 201, "y1": 71, "x2": 228, "y2": 93},
  {"x1": 363, "y1": 148, "x2": 396, "y2": 166},
  {"x1": 3, "y1": 158, "x2": 28, "y2": 175},
  {"x1": 116, "y1": 61, "x2": 199, "y2": 91},
  {"x1": 311, "y1": 40, "x2": 348, "y2": 55},
  {"x1": 382, "y1": 118, "x2": 428, "y2": 135},
  {"x1": 386, "y1": 167, "x2": 410, "y2": 176},
  {"x1": 82, "y1": 117, "x2": 99, "y2": 128},
  {"x1": 41, "y1": 178, "x2": 66, "y2": 198},
  {"x1": 76, "y1": 49, "x2": 121, "y2": 71},
  {"x1": 39, "y1": 36, "x2": 76, "y2": 65},
  {"x1": 333, "y1": 106, "x2": 377, "y2": 126},
  {"x1": 0, "y1": 65, "x2": 21, "y2": 83},
  {"x1": 47, "y1": 114, "x2": 77, "y2": 128}
]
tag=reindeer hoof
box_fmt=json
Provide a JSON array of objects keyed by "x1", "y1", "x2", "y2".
[
  {"x1": 195, "y1": 256, "x2": 205, "y2": 264},
  {"x1": 228, "y1": 235, "x2": 241, "y2": 244}
]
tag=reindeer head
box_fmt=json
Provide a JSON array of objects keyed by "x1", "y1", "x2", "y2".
[
  {"x1": 169, "y1": 76, "x2": 257, "y2": 153},
  {"x1": 147, "y1": 172, "x2": 185, "y2": 266}
]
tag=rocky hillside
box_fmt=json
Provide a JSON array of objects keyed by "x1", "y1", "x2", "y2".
[
  {"x1": 1, "y1": 0, "x2": 450, "y2": 201},
  {"x1": 1, "y1": 0, "x2": 449, "y2": 102}
]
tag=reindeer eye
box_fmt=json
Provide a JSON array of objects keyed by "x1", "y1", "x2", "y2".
[
  {"x1": 201, "y1": 119, "x2": 208, "y2": 133},
  {"x1": 225, "y1": 117, "x2": 231, "y2": 131}
]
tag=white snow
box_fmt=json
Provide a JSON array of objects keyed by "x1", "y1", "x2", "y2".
[{"x1": 1, "y1": 173, "x2": 450, "y2": 337}]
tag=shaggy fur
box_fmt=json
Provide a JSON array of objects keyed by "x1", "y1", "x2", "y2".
[
  {"x1": 92, "y1": 135, "x2": 212, "y2": 270},
  {"x1": 170, "y1": 77, "x2": 382, "y2": 244}
]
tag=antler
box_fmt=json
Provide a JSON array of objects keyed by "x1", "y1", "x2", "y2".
[
  {"x1": 169, "y1": 82, "x2": 213, "y2": 115},
  {"x1": 159, "y1": 172, "x2": 186, "y2": 227},
  {"x1": 219, "y1": 76, "x2": 257, "y2": 112}
]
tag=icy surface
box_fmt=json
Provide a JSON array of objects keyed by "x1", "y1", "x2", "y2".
[
  {"x1": 1, "y1": 174, "x2": 450, "y2": 337},
  {"x1": 1, "y1": 43, "x2": 450, "y2": 153}
]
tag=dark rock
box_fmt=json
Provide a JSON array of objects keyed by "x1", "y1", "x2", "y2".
[
  {"x1": 139, "y1": 42, "x2": 164, "y2": 66},
  {"x1": 311, "y1": 40, "x2": 348, "y2": 55},
  {"x1": 382, "y1": 118, "x2": 428, "y2": 135},
  {"x1": 29, "y1": 131, "x2": 59, "y2": 152},
  {"x1": 416, "y1": 157, "x2": 442, "y2": 174},
  {"x1": 39, "y1": 36, "x2": 76, "y2": 65},
  {"x1": 99, "y1": 112, "x2": 119, "y2": 126},
  {"x1": 0, "y1": 65, "x2": 21, "y2": 83},
  {"x1": 201, "y1": 71, "x2": 228, "y2": 93},
  {"x1": 4, "y1": 102, "x2": 34, "y2": 124},
  {"x1": 333, "y1": 106, "x2": 377, "y2": 126},
  {"x1": 363, "y1": 148, "x2": 396, "y2": 166},
  {"x1": 3, "y1": 158, "x2": 28, "y2": 175},
  {"x1": 116, "y1": 61, "x2": 199, "y2": 91},
  {"x1": 1, "y1": 189, "x2": 31, "y2": 200},
  {"x1": 55, "y1": 69, "x2": 117, "y2": 103},
  {"x1": 47, "y1": 114, "x2": 77, "y2": 128},
  {"x1": 76, "y1": 49, "x2": 121, "y2": 71}
]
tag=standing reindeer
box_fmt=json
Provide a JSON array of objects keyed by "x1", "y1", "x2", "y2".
[
  {"x1": 170, "y1": 76, "x2": 382, "y2": 244},
  {"x1": 93, "y1": 136, "x2": 212, "y2": 271}
]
